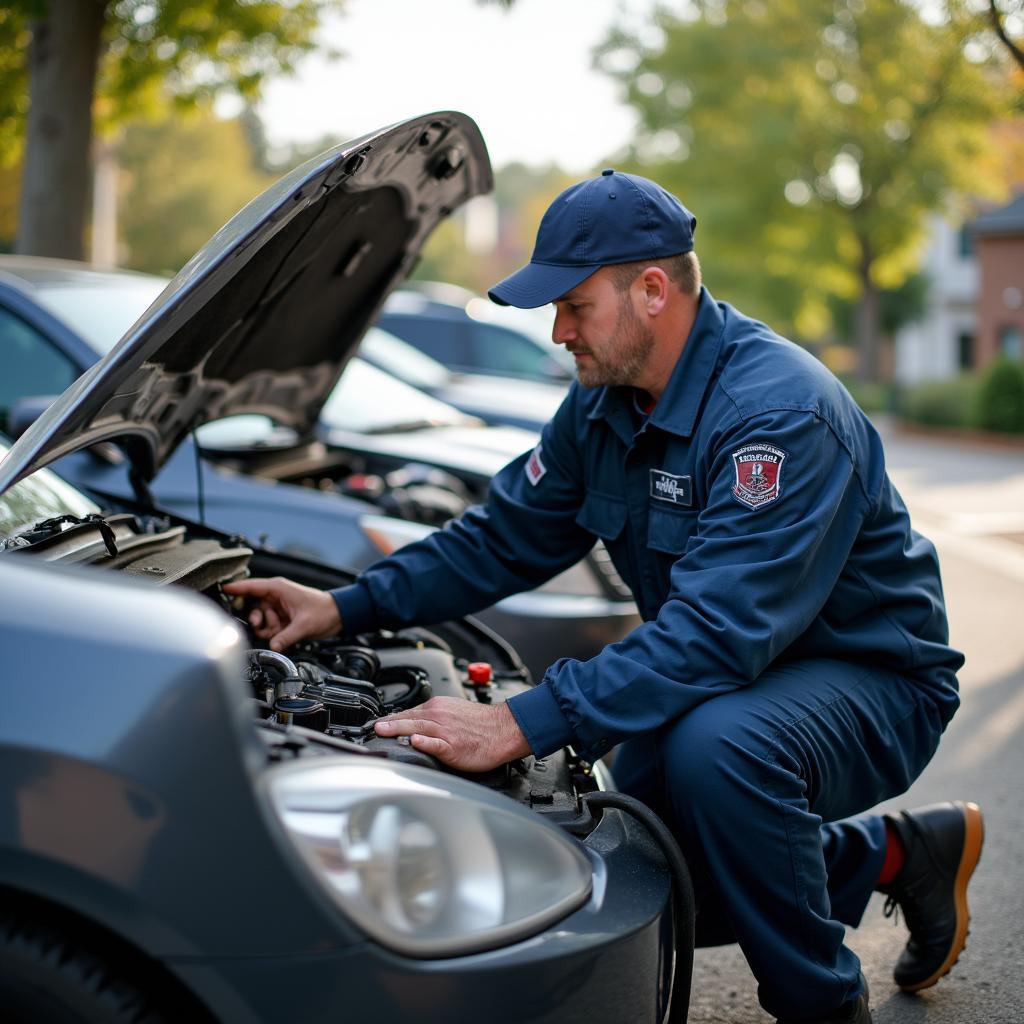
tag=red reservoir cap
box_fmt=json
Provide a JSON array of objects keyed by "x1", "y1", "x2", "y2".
[{"x1": 467, "y1": 662, "x2": 493, "y2": 684}]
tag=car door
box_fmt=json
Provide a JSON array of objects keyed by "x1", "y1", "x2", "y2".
[{"x1": 0, "y1": 301, "x2": 82, "y2": 436}]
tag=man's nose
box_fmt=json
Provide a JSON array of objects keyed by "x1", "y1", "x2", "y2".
[{"x1": 552, "y1": 309, "x2": 576, "y2": 346}]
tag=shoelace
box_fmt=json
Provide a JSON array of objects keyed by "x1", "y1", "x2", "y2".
[{"x1": 883, "y1": 895, "x2": 901, "y2": 927}]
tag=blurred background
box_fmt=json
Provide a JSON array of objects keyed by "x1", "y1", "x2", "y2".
[
  {"x1": 2, "y1": 9, "x2": 1024, "y2": 1019},
  {"x1": 0, "y1": 0, "x2": 1022, "y2": 431}
]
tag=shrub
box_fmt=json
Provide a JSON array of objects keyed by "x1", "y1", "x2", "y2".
[
  {"x1": 970, "y1": 357, "x2": 1024, "y2": 434},
  {"x1": 839, "y1": 378, "x2": 893, "y2": 415},
  {"x1": 898, "y1": 375, "x2": 977, "y2": 429}
]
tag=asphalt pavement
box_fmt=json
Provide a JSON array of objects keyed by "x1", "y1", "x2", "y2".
[{"x1": 686, "y1": 424, "x2": 1024, "y2": 1024}]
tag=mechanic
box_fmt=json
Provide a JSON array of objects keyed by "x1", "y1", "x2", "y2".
[{"x1": 226, "y1": 170, "x2": 983, "y2": 1024}]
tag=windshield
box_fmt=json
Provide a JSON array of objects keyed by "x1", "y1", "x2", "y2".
[
  {"x1": 195, "y1": 358, "x2": 470, "y2": 449},
  {"x1": 30, "y1": 272, "x2": 170, "y2": 354},
  {"x1": 358, "y1": 327, "x2": 450, "y2": 389},
  {"x1": 464, "y1": 298, "x2": 574, "y2": 373},
  {"x1": 320, "y1": 358, "x2": 469, "y2": 432},
  {"x1": 0, "y1": 440, "x2": 100, "y2": 542}
]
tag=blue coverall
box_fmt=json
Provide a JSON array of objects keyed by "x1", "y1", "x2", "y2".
[{"x1": 332, "y1": 287, "x2": 963, "y2": 1018}]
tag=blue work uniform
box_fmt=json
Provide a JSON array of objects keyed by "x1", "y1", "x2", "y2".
[{"x1": 331, "y1": 287, "x2": 963, "y2": 1018}]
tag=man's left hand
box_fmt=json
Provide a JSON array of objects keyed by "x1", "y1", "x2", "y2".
[{"x1": 374, "y1": 697, "x2": 532, "y2": 772}]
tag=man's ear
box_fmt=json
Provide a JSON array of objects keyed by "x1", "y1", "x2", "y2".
[{"x1": 638, "y1": 267, "x2": 670, "y2": 315}]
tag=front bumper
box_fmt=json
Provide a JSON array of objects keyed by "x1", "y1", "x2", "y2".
[{"x1": 169, "y1": 807, "x2": 674, "y2": 1024}]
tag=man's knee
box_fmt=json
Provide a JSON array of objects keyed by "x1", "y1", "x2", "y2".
[{"x1": 658, "y1": 696, "x2": 775, "y2": 810}]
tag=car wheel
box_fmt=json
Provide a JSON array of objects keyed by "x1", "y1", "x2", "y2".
[{"x1": 0, "y1": 907, "x2": 198, "y2": 1024}]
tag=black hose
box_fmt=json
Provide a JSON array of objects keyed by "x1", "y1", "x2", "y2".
[{"x1": 582, "y1": 791, "x2": 695, "y2": 1024}]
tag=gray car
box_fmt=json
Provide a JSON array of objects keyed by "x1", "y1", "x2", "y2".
[
  {"x1": 358, "y1": 322, "x2": 569, "y2": 432},
  {"x1": 0, "y1": 258, "x2": 639, "y2": 679},
  {"x1": 0, "y1": 113, "x2": 689, "y2": 1023}
]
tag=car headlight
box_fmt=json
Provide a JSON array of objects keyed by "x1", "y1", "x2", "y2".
[{"x1": 267, "y1": 760, "x2": 592, "y2": 957}]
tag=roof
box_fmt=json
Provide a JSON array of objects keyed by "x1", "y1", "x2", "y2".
[
  {"x1": 969, "y1": 194, "x2": 1024, "y2": 238},
  {"x1": 0, "y1": 254, "x2": 163, "y2": 294}
]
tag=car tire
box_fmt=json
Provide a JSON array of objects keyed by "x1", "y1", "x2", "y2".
[{"x1": 0, "y1": 907, "x2": 194, "y2": 1024}]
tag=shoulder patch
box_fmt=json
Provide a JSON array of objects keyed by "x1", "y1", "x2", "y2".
[
  {"x1": 525, "y1": 443, "x2": 547, "y2": 486},
  {"x1": 731, "y1": 443, "x2": 787, "y2": 510}
]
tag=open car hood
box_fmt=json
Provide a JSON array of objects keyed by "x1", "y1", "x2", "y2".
[{"x1": 0, "y1": 112, "x2": 491, "y2": 494}]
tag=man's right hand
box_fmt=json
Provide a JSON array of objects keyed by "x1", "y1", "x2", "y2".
[{"x1": 223, "y1": 577, "x2": 342, "y2": 652}]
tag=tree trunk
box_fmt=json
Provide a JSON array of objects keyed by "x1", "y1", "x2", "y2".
[
  {"x1": 16, "y1": 0, "x2": 106, "y2": 259},
  {"x1": 855, "y1": 245, "x2": 881, "y2": 383}
]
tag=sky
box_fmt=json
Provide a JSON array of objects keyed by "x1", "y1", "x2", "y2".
[{"x1": 257, "y1": 0, "x2": 661, "y2": 173}]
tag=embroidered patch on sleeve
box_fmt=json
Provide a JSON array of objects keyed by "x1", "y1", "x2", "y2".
[
  {"x1": 525, "y1": 443, "x2": 547, "y2": 486},
  {"x1": 731, "y1": 443, "x2": 787, "y2": 509}
]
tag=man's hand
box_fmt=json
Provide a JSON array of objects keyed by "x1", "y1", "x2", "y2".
[
  {"x1": 223, "y1": 576, "x2": 341, "y2": 652},
  {"x1": 374, "y1": 697, "x2": 532, "y2": 772}
]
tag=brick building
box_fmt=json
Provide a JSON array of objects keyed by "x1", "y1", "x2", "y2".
[{"x1": 970, "y1": 194, "x2": 1024, "y2": 366}]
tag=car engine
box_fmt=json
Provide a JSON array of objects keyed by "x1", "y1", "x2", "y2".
[
  {"x1": 235, "y1": 627, "x2": 596, "y2": 821},
  {"x1": 3, "y1": 508, "x2": 597, "y2": 821}
]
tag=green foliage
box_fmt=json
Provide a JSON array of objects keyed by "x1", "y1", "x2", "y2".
[
  {"x1": 597, "y1": 0, "x2": 1017, "y2": 342},
  {"x1": 0, "y1": 5, "x2": 35, "y2": 165},
  {"x1": 970, "y1": 356, "x2": 1024, "y2": 433},
  {"x1": 117, "y1": 110, "x2": 275, "y2": 275},
  {"x1": 839, "y1": 377, "x2": 893, "y2": 415},
  {"x1": 97, "y1": 0, "x2": 338, "y2": 128},
  {"x1": 899, "y1": 374, "x2": 977, "y2": 428},
  {"x1": 412, "y1": 162, "x2": 580, "y2": 296},
  {"x1": 830, "y1": 272, "x2": 931, "y2": 342},
  {"x1": 0, "y1": 0, "x2": 340, "y2": 164}
]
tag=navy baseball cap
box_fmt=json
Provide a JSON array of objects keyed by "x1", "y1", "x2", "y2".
[{"x1": 488, "y1": 169, "x2": 697, "y2": 308}]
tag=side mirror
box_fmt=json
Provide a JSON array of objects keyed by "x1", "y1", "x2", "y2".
[{"x1": 8, "y1": 395, "x2": 57, "y2": 439}]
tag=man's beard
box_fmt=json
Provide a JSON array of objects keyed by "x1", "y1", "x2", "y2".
[{"x1": 572, "y1": 296, "x2": 655, "y2": 388}]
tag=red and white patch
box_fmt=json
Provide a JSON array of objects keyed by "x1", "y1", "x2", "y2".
[
  {"x1": 525, "y1": 443, "x2": 547, "y2": 486},
  {"x1": 731, "y1": 443, "x2": 786, "y2": 510}
]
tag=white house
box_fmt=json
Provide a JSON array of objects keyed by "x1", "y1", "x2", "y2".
[{"x1": 894, "y1": 214, "x2": 978, "y2": 384}]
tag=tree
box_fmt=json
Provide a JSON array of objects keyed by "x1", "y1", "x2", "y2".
[
  {"x1": 412, "y1": 161, "x2": 577, "y2": 295},
  {"x1": 989, "y1": 0, "x2": 1024, "y2": 70},
  {"x1": 0, "y1": 0, "x2": 339, "y2": 260},
  {"x1": 116, "y1": 109, "x2": 277, "y2": 275},
  {"x1": 598, "y1": 0, "x2": 1017, "y2": 379}
]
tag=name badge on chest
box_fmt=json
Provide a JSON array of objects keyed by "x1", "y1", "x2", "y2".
[{"x1": 650, "y1": 468, "x2": 693, "y2": 507}]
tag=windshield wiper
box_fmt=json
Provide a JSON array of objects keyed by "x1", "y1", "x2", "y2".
[
  {"x1": 361, "y1": 418, "x2": 449, "y2": 435},
  {"x1": 2, "y1": 513, "x2": 120, "y2": 557}
]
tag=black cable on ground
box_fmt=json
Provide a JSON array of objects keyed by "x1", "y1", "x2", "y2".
[{"x1": 582, "y1": 791, "x2": 695, "y2": 1024}]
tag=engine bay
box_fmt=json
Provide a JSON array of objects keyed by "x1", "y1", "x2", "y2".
[
  {"x1": 3, "y1": 508, "x2": 598, "y2": 822},
  {"x1": 204, "y1": 438, "x2": 478, "y2": 527}
]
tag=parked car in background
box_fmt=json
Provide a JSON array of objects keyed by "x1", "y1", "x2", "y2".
[
  {"x1": 358, "y1": 325, "x2": 565, "y2": 431},
  {"x1": 0, "y1": 246, "x2": 635, "y2": 684},
  {"x1": 0, "y1": 113, "x2": 683, "y2": 1024},
  {"x1": 377, "y1": 282, "x2": 575, "y2": 385}
]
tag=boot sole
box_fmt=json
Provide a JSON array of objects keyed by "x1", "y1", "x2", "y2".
[{"x1": 899, "y1": 800, "x2": 984, "y2": 993}]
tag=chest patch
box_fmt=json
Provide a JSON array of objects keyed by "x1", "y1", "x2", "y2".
[
  {"x1": 650, "y1": 469, "x2": 693, "y2": 506},
  {"x1": 731, "y1": 443, "x2": 787, "y2": 509},
  {"x1": 525, "y1": 443, "x2": 547, "y2": 486}
]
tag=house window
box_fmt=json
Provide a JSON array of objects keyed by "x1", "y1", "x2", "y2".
[
  {"x1": 957, "y1": 332, "x2": 974, "y2": 369},
  {"x1": 999, "y1": 324, "x2": 1022, "y2": 360},
  {"x1": 957, "y1": 225, "x2": 974, "y2": 259}
]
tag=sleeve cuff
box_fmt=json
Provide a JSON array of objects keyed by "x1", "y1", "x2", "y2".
[
  {"x1": 329, "y1": 581, "x2": 381, "y2": 636},
  {"x1": 507, "y1": 683, "x2": 574, "y2": 759}
]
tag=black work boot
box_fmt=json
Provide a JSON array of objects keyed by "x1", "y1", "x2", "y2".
[
  {"x1": 776, "y1": 973, "x2": 872, "y2": 1023},
  {"x1": 879, "y1": 800, "x2": 984, "y2": 992}
]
